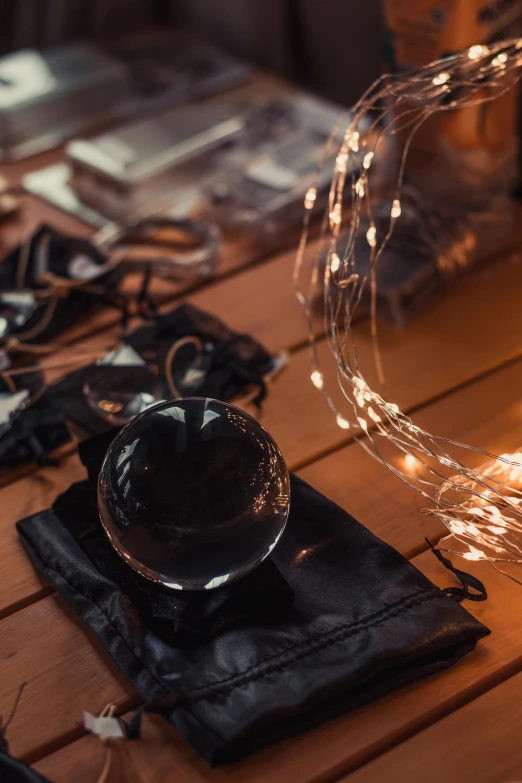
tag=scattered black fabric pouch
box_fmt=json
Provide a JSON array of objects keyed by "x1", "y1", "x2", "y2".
[
  {"x1": 48, "y1": 303, "x2": 278, "y2": 435},
  {"x1": 0, "y1": 371, "x2": 70, "y2": 469},
  {"x1": 0, "y1": 224, "x2": 123, "y2": 351},
  {"x1": 17, "y1": 429, "x2": 489, "y2": 766}
]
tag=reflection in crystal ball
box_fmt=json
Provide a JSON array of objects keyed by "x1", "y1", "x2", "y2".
[{"x1": 98, "y1": 397, "x2": 290, "y2": 590}]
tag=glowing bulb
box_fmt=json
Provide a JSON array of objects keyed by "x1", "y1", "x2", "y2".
[
  {"x1": 330, "y1": 253, "x2": 341, "y2": 273},
  {"x1": 329, "y1": 203, "x2": 342, "y2": 227},
  {"x1": 355, "y1": 178, "x2": 365, "y2": 197},
  {"x1": 304, "y1": 187, "x2": 317, "y2": 210},
  {"x1": 368, "y1": 407, "x2": 381, "y2": 422},
  {"x1": 389, "y1": 403, "x2": 400, "y2": 413},
  {"x1": 463, "y1": 546, "x2": 485, "y2": 561},
  {"x1": 405, "y1": 454, "x2": 417, "y2": 471},
  {"x1": 366, "y1": 225, "x2": 377, "y2": 248},
  {"x1": 450, "y1": 521, "x2": 467, "y2": 535},
  {"x1": 336, "y1": 152, "x2": 348, "y2": 173},
  {"x1": 489, "y1": 525, "x2": 507, "y2": 535},
  {"x1": 357, "y1": 417, "x2": 368, "y2": 432},
  {"x1": 390, "y1": 199, "x2": 401, "y2": 219},
  {"x1": 363, "y1": 151, "x2": 374, "y2": 169},
  {"x1": 432, "y1": 71, "x2": 450, "y2": 85},
  {"x1": 336, "y1": 414, "x2": 350, "y2": 430},
  {"x1": 468, "y1": 44, "x2": 488, "y2": 60},
  {"x1": 492, "y1": 54, "x2": 507, "y2": 68},
  {"x1": 348, "y1": 131, "x2": 359, "y2": 152},
  {"x1": 311, "y1": 371, "x2": 324, "y2": 389},
  {"x1": 355, "y1": 392, "x2": 365, "y2": 408}
]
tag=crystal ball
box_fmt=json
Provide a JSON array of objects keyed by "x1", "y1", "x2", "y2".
[{"x1": 98, "y1": 397, "x2": 290, "y2": 590}]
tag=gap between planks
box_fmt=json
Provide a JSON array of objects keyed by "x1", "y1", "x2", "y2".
[
  {"x1": 4, "y1": 250, "x2": 522, "y2": 620},
  {"x1": 30, "y1": 552, "x2": 522, "y2": 783},
  {"x1": 3, "y1": 355, "x2": 522, "y2": 770}
]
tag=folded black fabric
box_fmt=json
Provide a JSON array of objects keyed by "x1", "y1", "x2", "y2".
[
  {"x1": 0, "y1": 371, "x2": 70, "y2": 469},
  {"x1": 17, "y1": 431, "x2": 489, "y2": 766},
  {"x1": 48, "y1": 303, "x2": 277, "y2": 435},
  {"x1": 0, "y1": 752, "x2": 50, "y2": 783},
  {"x1": 0, "y1": 225, "x2": 122, "y2": 349}
]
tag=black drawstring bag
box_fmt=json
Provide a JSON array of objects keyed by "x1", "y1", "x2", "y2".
[
  {"x1": 0, "y1": 371, "x2": 70, "y2": 469},
  {"x1": 48, "y1": 303, "x2": 278, "y2": 436},
  {"x1": 0, "y1": 752, "x2": 51, "y2": 783},
  {"x1": 0, "y1": 224, "x2": 124, "y2": 352},
  {"x1": 17, "y1": 429, "x2": 489, "y2": 767}
]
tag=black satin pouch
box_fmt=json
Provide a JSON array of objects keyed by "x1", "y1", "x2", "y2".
[
  {"x1": 17, "y1": 430, "x2": 489, "y2": 766},
  {"x1": 48, "y1": 303, "x2": 277, "y2": 435},
  {"x1": 0, "y1": 225, "x2": 122, "y2": 349},
  {"x1": 0, "y1": 752, "x2": 50, "y2": 783},
  {"x1": 0, "y1": 372, "x2": 70, "y2": 468}
]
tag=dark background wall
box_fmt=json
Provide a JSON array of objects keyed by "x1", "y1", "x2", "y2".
[
  {"x1": 0, "y1": 0, "x2": 385, "y2": 108},
  {"x1": 177, "y1": 0, "x2": 385, "y2": 106}
]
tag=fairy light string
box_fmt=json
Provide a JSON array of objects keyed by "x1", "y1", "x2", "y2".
[{"x1": 294, "y1": 37, "x2": 522, "y2": 575}]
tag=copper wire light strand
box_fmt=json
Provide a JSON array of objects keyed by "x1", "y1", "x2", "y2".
[{"x1": 294, "y1": 38, "x2": 522, "y2": 573}]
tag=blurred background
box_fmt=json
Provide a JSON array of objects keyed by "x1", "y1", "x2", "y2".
[
  {"x1": 1, "y1": 0, "x2": 521, "y2": 326},
  {"x1": 0, "y1": 0, "x2": 384, "y2": 106}
]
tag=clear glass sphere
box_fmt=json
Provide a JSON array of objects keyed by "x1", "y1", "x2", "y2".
[{"x1": 98, "y1": 397, "x2": 290, "y2": 590}]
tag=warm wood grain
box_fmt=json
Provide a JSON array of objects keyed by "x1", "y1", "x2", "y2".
[
  {"x1": 35, "y1": 241, "x2": 311, "y2": 391},
  {"x1": 32, "y1": 553, "x2": 520, "y2": 783},
  {"x1": 3, "y1": 360, "x2": 522, "y2": 761},
  {"x1": 340, "y1": 667, "x2": 522, "y2": 783},
  {"x1": 299, "y1": 351, "x2": 522, "y2": 557},
  {"x1": 0, "y1": 595, "x2": 135, "y2": 762},
  {"x1": 2, "y1": 71, "x2": 522, "y2": 783},
  {"x1": 31, "y1": 242, "x2": 522, "y2": 465},
  {"x1": 36, "y1": 244, "x2": 522, "y2": 465},
  {"x1": 0, "y1": 452, "x2": 86, "y2": 618},
  {"x1": 6, "y1": 318, "x2": 522, "y2": 621},
  {"x1": 0, "y1": 439, "x2": 77, "y2": 492}
]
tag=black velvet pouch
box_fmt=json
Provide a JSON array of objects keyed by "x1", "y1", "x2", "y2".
[
  {"x1": 17, "y1": 430, "x2": 490, "y2": 766},
  {"x1": 0, "y1": 752, "x2": 50, "y2": 783},
  {"x1": 0, "y1": 225, "x2": 122, "y2": 350},
  {"x1": 48, "y1": 303, "x2": 278, "y2": 435},
  {"x1": 0, "y1": 371, "x2": 70, "y2": 469}
]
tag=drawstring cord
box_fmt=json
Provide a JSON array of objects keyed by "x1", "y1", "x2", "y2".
[
  {"x1": 0, "y1": 682, "x2": 27, "y2": 754},
  {"x1": 426, "y1": 538, "x2": 488, "y2": 602}
]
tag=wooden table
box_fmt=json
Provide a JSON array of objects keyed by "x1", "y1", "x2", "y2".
[{"x1": 2, "y1": 79, "x2": 522, "y2": 783}]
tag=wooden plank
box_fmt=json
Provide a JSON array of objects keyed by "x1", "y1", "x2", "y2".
[
  {"x1": 34, "y1": 242, "x2": 305, "y2": 389},
  {"x1": 0, "y1": 440, "x2": 78, "y2": 492},
  {"x1": 1, "y1": 358, "x2": 521, "y2": 757},
  {"x1": 0, "y1": 452, "x2": 85, "y2": 618},
  {"x1": 339, "y1": 668, "x2": 522, "y2": 783},
  {"x1": 30, "y1": 551, "x2": 522, "y2": 782},
  {"x1": 43, "y1": 246, "x2": 522, "y2": 467},
  {"x1": 0, "y1": 595, "x2": 135, "y2": 763},
  {"x1": 146, "y1": 235, "x2": 522, "y2": 366},
  {"x1": 0, "y1": 193, "x2": 282, "y2": 348},
  {"x1": 298, "y1": 348, "x2": 522, "y2": 557},
  {"x1": 6, "y1": 307, "x2": 522, "y2": 619}
]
